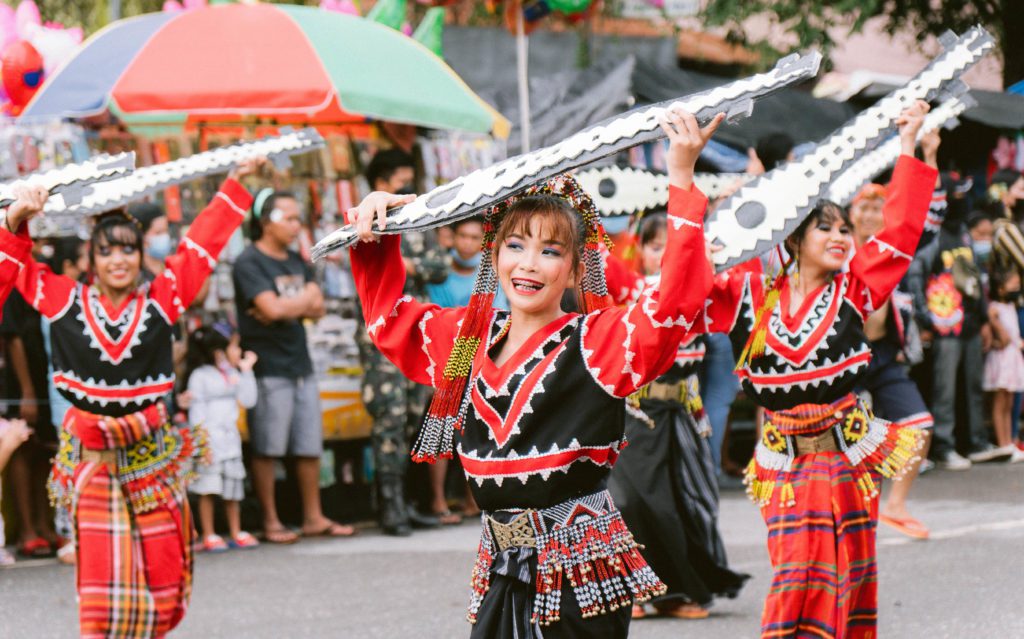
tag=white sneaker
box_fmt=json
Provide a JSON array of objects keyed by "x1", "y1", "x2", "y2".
[
  {"x1": 969, "y1": 445, "x2": 1013, "y2": 463},
  {"x1": 1009, "y1": 448, "x2": 1024, "y2": 464},
  {"x1": 939, "y1": 451, "x2": 972, "y2": 470}
]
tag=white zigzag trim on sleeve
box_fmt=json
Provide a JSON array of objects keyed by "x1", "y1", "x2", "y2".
[
  {"x1": 867, "y1": 236, "x2": 912, "y2": 261},
  {"x1": 668, "y1": 215, "x2": 701, "y2": 230},
  {"x1": 215, "y1": 191, "x2": 248, "y2": 217}
]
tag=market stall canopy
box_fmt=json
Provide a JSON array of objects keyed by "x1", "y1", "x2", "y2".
[{"x1": 19, "y1": 3, "x2": 509, "y2": 138}]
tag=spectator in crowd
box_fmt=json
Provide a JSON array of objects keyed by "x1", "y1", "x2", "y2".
[
  {"x1": 982, "y1": 266, "x2": 1024, "y2": 462},
  {"x1": 0, "y1": 418, "x2": 31, "y2": 566},
  {"x1": 746, "y1": 131, "x2": 796, "y2": 175},
  {"x1": 907, "y1": 175, "x2": 1000, "y2": 468},
  {"x1": 355, "y1": 149, "x2": 449, "y2": 534},
  {"x1": 186, "y1": 324, "x2": 261, "y2": 551},
  {"x1": 968, "y1": 212, "x2": 994, "y2": 276},
  {"x1": 1, "y1": 283, "x2": 57, "y2": 558},
  {"x1": 128, "y1": 202, "x2": 173, "y2": 278},
  {"x1": 234, "y1": 188, "x2": 353, "y2": 543}
]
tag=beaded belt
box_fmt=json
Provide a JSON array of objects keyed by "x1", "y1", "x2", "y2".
[
  {"x1": 792, "y1": 431, "x2": 841, "y2": 455},
  {"x1": 81, "y1": 450, "x2": 117, "y2": 465},
  {"x1": 636, "y1": 380, "x2": 687, "y2": 402},
  {"x1": 486, "y1": 511, "x2": 538, "y2": 551}
]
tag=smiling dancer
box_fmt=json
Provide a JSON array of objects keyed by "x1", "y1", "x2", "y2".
[
  {"x1": 0, "y1": 158, "x2": 264, "y2": 638},
  {"x1": 699, "y1": 102, "x2": 937, "y2": 639},
  {"x1": 347, "y1": 107, "x2": 721, "y2": 638}
]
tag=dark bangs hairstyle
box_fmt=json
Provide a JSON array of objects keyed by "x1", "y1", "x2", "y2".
[
  {"x1": 90, "y1": 210, "x2": 144, "y2": 267},
  {"x1": 638, "y1": 211, "x2": 668, "y2": 247},
  {"x1": 493, "y1": 194, "x2": 583, "y2": 276},
  {"x1": 784, "y1": 199, "x2": 850, "y2": 262},
  {"x1": 184, "y1": 325, "x2": 231, "y2": 383}
]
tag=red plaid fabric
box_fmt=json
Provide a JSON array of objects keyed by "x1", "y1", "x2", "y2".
[
  {"x1": 759, "y1": 454, "x2": 879, "y2": 639},
  {"x1": 74, "y1": 460, "x2": 193, "y2": 638}
]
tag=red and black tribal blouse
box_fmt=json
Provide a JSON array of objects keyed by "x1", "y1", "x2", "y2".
[
  {"x1": 0, "y1": 179, "x2": 253, "y2": 417},
  {"x1": 350, "y1": 184, "x2": 713, "y2": 511},
  {"x1": 697, "y1": 156, "x2": 938, "y2": 411}
]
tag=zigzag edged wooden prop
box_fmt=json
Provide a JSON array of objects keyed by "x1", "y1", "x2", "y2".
[
  {"x1": 574, "y1": 166, "x2": 755, "y2": 216},
  {"x1": 311, "y1": 51, "x2": 823, "y2": 260},
  {"x1": 705, "y1": 26, "x2": 993, "y2": 272},
  {"x1": 0, "y1": 153, "x2": 135, "y2": 209}
]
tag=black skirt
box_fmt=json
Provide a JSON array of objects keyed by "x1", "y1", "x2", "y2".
[
  {"x1": 470, "y1": 545, "x2": 632, "y2": 639},
  {"x1": 608, "y1": 398, "x2": 749, "y2": 606}
]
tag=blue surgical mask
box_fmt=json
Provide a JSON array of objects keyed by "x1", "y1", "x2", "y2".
[
  {"x1": 147, "y1": 233, "x2": 172, "y2": 260},
  {"x1": 602, "y1": 216, "x2": 631, "y2": 235},
  {"x1": 451, "y1": 248, "x2": 481, "y2": 270},
  {"x1": 973, "y1": 239, "x2": 992, "y2": 259}
]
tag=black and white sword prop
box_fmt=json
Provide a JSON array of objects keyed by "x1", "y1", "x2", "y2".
[
  {"x1": 311, "y1": 51, "x2": 823, "y2": 260},
  {"x1": 705, "y1": 26, "x2": 993, "y2": 272},
  {"x1": 824, "y1": 95, "x2": 974, "y2": 207},
  {"x1": 30, "y1": 128, "x2": 326, "y2": 238},
  {"x1": 0, "y1": 153, "x2": 135, "y2": 209},
  {"x1": 574, "y1": 165, "x2": 755, "y2": 216}
]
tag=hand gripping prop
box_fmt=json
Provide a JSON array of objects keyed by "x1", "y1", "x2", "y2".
[
  {"x1": 705, "y1": 26, "x2": 993, "y2": 272},
  {"x1": 311, "y1": 51, "x2": 823, "y2": 260}
]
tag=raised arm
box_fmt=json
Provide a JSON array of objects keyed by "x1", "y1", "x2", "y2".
[
  {"x1": 150, "y1": 177, "x2": 253, "y2": 322},
  {"x1": 350, "y1": 233, "x2": 465, "y2": 387},
  {"x1": 581, "y1": 109, "x2": 723, "y2": 397},
  {"x1": 1, "y1": 186, "x2": 77, "y2": 320},
  {"x1": 848, "y1": 102, "x2": 939, "y2": 315}
]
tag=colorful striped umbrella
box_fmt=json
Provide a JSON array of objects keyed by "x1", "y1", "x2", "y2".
[{"x1": 20, "y1": 2, "x2": 509, "y2": 138}]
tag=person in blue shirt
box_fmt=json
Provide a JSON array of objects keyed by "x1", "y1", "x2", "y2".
[{"x1": 428, "y1": 216, "x2": 507, "y2": 310}]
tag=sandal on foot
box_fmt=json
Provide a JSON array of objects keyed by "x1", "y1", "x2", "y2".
[
  {"x1": 654, "y1": 603, "x2": 710, "y2": 619},
  {"x1": 228, "y1": 531, "x2": 260, "y2": 550},
  {"x1": 202, "y1": 535, "x2": 229, "y2": 553},
  {"x1": 880, "y1": 514, "x2": 930, "y2": 540},
  {"x1": 302, "y1": 521, "x2": 356, "y2": 538},
  {"x1": 57, "y1": 542, "x2": 76, "y2": 565},
  {"x1": 631, "y1": 604, "x2": 647, "y2": 619},
  {"x1": 261, "y1": 527, "x2": 299, "y2": 545},
  {"x1": 17, "y1": 537, "x2": 53, "y2": 558},
  {"x1": 432, "y1": 509, "x2": 463, "y2": 526},
  {"x1": 0, "y1": 548, "x2": 15, "y2": 567}
]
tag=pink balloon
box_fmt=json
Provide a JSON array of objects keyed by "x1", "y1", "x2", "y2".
[
  {"x1": 163, "y1": 0, "x2": 184, "y2": 12},
  {"x1": 319, "y1": 0, "x2": 339, "y2": 10},
  {"x1": 337, "y1": 1, "x2": 359, "y2": 15},
  {"x1": 402, "y1": 22, "x2": 413, "y2": 36},
  {"x1": 182, "y1": 0, "x2": 207, "y2": 10},
  {"x1": 0, "y1": 5, "x2": 16, "y2": 52},
  {"x1": 14, "y1": 1, "x2": 41, "y2": 39}
]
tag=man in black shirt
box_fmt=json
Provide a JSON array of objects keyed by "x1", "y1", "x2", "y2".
[{"x1": 234, "y1": 189, "x2": 353, "y2": 542}]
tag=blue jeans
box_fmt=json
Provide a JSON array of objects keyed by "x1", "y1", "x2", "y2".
[{"x1": 699, "y1": 333, "x2": 740, "y2": 472}]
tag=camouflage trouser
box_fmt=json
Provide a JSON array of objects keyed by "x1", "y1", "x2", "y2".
[{"x1": 356, "y1": 329, "x2": 431, "y2": 478}]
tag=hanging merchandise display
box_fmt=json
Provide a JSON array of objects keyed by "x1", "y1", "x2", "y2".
[
  {"x1": 418, "y1": 131, "x2": 507, "y2": 188},
  {"x1": 0, "y1": 152, "x2": 134, "y2": 209},
  {"x1": 0, "y1": 120, "x2": 91, "y2": 179}
]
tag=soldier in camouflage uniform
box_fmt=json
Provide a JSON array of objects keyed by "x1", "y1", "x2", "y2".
[{"x1": 356, "y1": 150, "x2": 449, "y2": 536}]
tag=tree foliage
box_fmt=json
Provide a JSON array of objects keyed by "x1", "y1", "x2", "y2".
[{"x1": 699, "y1": 0, "x2": 1019, "y2": 86}]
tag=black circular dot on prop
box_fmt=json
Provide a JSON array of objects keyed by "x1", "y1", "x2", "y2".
[
  {"x1": 735, "y1": 200, "x2": 767, "y2": 229},
  {"x1": 598, "y1": 178, "x2": 617, "y2": 199}
]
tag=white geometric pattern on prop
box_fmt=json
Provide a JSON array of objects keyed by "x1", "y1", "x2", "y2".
[
  {"x1": 826, "y1": 95, "x2": 974, "y2": 206},
  {"x1": 311, "y1": 51, "x2": 824, "y2": 260},
  {"x1": 706, "y1": 26, "x2": 994, "y2": 272},
  {"x1": 29, "y1": 128, "x2": 325, "y2": 238},
  {"x1": 574, "y1": 165, "x2": 755, "y2": 216},
  {"x1": 0, "y1": 152, "x2": 135, "y2": 209}
]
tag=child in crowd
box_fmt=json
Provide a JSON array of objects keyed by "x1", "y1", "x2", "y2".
[
  {"x1": 982, "y1": 267, "x2": 1024, "y2": 462},
  {"x1": 186, "y1": 324, "x2": 261, "y2": 551},
  {"x1": 0, "y1": 418, "x2": 31, "y2": 566}
]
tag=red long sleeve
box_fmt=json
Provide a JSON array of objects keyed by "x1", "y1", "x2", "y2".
[
  {"x1": 847, "y1": 155, "x2": 938, "y2": 316},
  {"x1": 349, "y1": 235, "x2": 465, "y2": 386},
  {"x1": 0, "y1": 221, "x2": 33, "y2": 320},
  {"x1": 150, "y1": 179, "x2": 252, "y2": 322},
  {"x1": 581, "y1": 184, "x2": 714, "y2": 397}
]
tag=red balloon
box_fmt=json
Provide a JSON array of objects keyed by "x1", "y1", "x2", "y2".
[{"x1": 1, "y1": 40, "x2": 43, "y2": 115}]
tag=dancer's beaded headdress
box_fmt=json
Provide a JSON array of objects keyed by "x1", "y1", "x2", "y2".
[{"x1": 411, "y1": 174, "x2": 612, "y2": 463}]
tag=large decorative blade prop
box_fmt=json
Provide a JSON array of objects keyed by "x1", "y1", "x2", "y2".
[
  {"x1": 705, "y1": 26, "x2": 993, "y2": 272},
  {"x1": 30, "y1": 129, "x2": 326, "y2": 238},
  {"x1": 574, "y1": 165, "x2": 755, "y2": 216},
  {"x1": 825, "y1": 95, "x2": 974, "y2": 206},
  {"x1": 0, "y1": 153, "x2": 135, "y2": 209},
  {"x1": 311, "y1": 51, "x2": 823, "y2": 260}
]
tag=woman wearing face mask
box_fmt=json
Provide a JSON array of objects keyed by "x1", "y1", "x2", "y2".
[
  {"x1": 0, "y1": 157, "x2": 265, "y2": 638},
  {"x1": 699, "y1": 102, "x2": 937, "y2": 638},
  {"x1": 129, "y1": 202, "x2": 173, "y2": 278}
]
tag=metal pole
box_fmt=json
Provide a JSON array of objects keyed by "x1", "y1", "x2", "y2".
[
  {"x1": 515, "y1": 2, "x2": 531, "y2": 153},
  {"x1": 109, "y1": 0, "x2": 122, "y2": 22}
]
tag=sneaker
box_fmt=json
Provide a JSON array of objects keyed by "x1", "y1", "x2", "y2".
[
  {"x1": 1009, "y1": 448, "x2": 1024, "y2": 464},
  {"x1": 968, "y1": 444, "x2": 1013, "y2": 463},
  {"x1": 202, "y1": 534, "x2": 229, "y2": 553},
  {"x1": 918, "y1": 459, "x2": 935, "y2": 475},
  {"x1": 938, "y1": 451, "x2": 971, "y2": 471},
  {"x1": 0, "y1": 548, "x2": 15, "y2": 567},
  {"x1": 228, "y1": 531, "x2": 260, "y2": 550}
]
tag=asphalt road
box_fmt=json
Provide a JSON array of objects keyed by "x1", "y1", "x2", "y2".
[{"x1": 2, "y1": 462, "x2": 1022, "y2": 638}]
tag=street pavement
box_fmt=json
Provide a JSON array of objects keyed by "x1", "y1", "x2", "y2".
[{"x1": 2, "y1": 462, "x2": 1022, "y2": 638}]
